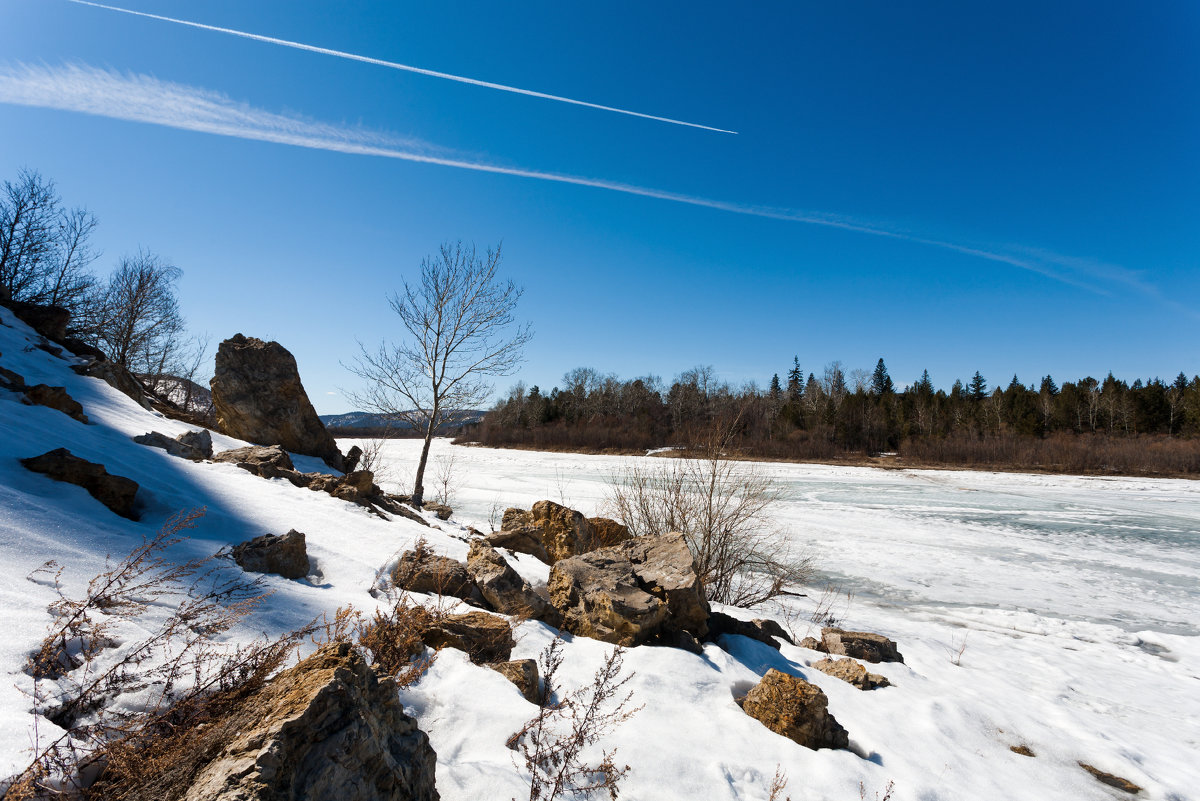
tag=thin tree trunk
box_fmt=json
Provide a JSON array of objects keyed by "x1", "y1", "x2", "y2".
[{"x1": 411, "y1": 414, "x2": 437, "y2": 507}]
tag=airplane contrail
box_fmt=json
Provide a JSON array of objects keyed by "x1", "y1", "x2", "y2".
[
  {"x1": 64, "y1": 0, "x2": 738, "y2": 135},
  {"x1": 0, "y1": 62, "x2": 1160, "y2": 301}
]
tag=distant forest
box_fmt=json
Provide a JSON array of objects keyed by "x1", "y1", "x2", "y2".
[{"x1": 456, "y1": 360, "x2": 1200, "y2": 476}]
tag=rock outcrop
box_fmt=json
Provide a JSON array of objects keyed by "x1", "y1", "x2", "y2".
[
  {"x1": 172, "y1": 643, "x2": 439, "y2": 801},
  {"x1": 23, "y1": 384, "x2": 88, "y2": 423},
  {"x1": 489, "y1": 659, "x2": 540, "y2": 704},
  {"x1": 707, "y1": 612, "x2": 794, "y2": 651},
  {"x1": 71, "y1": 357, "x2": 151, "y2": 409},
  {"x1": 210, "y1": 334, "x2": 345, "y2": 470},
  {"x1": 20, "y1": 448, "x2": 138, "y2": 519},
  {"x1": 423, "y1": 502, "x2": 453, "y2": 521},
  {"x1": 486, "y1": 502, "x2": 637, "y2": 565},
  {"x1": 466, "y1": 540, "x2": 556, "y2": 622},
  {"x1": 547, "y1": 532, "x2": 708, "y2": 647},
  {"x1": 213, "y1": 444, "x2": 297, "y2": 480},
  {"x1": 819, "y1": 627, "x2": 904, "y2": 664},
  {"x1": 392, "y1": 549, "x2": 484, "y2": 605},
  {"x1": 231, "y1": 530, "x2": 310, "y2": 580},
  {"x1": 421, "y1": 611, "x2": 514, "y2": 664},
  {"x1": 1, "y1": 300, "x2": 69, "y2": 341},
  {"x1": 134, "y1": 429, "x2": 213, "y2": 461},
  {"x1": 741, "y1": 669, "x2": 849, "y2": 750},
  {"x1": 811, "y1": 657, "x2": 890, "y2": 690}
]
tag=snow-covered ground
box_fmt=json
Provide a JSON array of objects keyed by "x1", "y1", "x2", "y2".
[{"x1": 1, "y1": 301, "x2": 1196, "y2": 801}]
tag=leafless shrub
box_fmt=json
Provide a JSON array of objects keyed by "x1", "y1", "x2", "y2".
[
  {"x1": 605, "y1": 412, "x2": 814, "y2": 608},
  {"x1": 948, "y1": 632, "x2": 969, "y2": 667},
  {"x1": 353, "y1": 598, "x2": 437, "y2": 686},
  {"x1": 508, "y1": 637, "x2": 640, "y2": 801},
  {"x1": 767, "y1": 766, "x2": 791, "y2": 801},
  {"x1": 3, "y1": 508, "x2": 283, "y2": 800},
  {"x1": 859, "y1": 779, "x2": 896, "y2": 801},
  {"x1": 431, "y1": 451, "x2": 458, "y2": 507}
]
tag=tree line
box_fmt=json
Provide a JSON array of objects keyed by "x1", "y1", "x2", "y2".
[
  {"x1": 1, "y1": 168, "x2": 207, "y2": 410},
  {"x1": 460, "y1": 358, "x2": 1200, "y2": 476}
]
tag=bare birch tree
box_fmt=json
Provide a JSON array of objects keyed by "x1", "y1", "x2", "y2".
[{"x1": 346, "y1": 242, "x2": 531, "y2": 506}]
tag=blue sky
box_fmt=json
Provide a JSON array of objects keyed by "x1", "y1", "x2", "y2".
[{"x1": 2, "y1": 1, "x2": 1197, "y2": 413}]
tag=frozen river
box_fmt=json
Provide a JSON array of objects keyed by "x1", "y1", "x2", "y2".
[{"x1": 358, "y1": 439, "x2": 1200, "y2": 637}]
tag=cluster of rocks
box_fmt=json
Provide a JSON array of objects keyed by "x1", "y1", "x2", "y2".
[{"x1": 800, "y1": 627, "x2": 905, "y2": 664}]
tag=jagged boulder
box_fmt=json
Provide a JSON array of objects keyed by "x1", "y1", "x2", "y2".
[
  {"x1": 421, "y1": 611, "x2": 514, "y2": 664},
  {"x1": 466, "y1": 540, "x2": 556, "y2": 622},
  {"x1": 707, "y1": 612, "x2": 794, "y2": 651},
  {"x1": 70, "y1": 357, "x2": 151, "y2": 409},
  {"x1": 811, "y1": 657, "x2": 891, "y2": 690},
  {"x1": 20, "y1": 448, "x2": 138, "y2": 519},
  {"x1": 588, "y1": 517, "x2": 633, "y2": 548},
  {"x1": 210, "y1": 334, "x2": 345, "y2": 470},
  {"x1": 213, "y1": 445, "x2": 297, "y2": 480},
  {"x1": 489, "y1": 659, "x2": 540, "y2": 704},
  {"x1": 741, "y1": 669, "x2": 849, "y2": 750},
  {"x1": 171, "y1": 642, "x2": 439, "y2": 801},
  {"x1": 134, "y1": 429, "x2": 213, "y2": 461},
  {"x1": 231, "y1": 530, "x2": 310, "y2": 580},
  {"x1": 392, "y1": 549, "x2": 483, "y2": 605},
  {"x1": 820, "y1": 627, "x2": 904, "y2": 664},
  {"x1": 547, "y1": 532, "x2": 708, "y2": 647},
  {"x1": 23, "y1": 384, "x2": 88, "y2": 423},
  {"x1": 487, "y1": 501, "x2": 620, "y2": 565}
]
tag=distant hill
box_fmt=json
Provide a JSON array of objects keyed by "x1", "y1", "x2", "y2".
[{"x1": 320, "y1": 410, "x2": 484, "y2": 435}]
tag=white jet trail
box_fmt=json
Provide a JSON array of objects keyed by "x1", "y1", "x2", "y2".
[
  {"x1": 65, "y1": 0, "x2": 737, "y2": 135},
  {"x1": 0, "y1": 62, "x2": 1159, "y2": 302}
]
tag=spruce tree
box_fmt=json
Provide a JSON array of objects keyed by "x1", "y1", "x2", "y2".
[
  {"x1": 786, "y1": 357, "x2": 802, "y2": 398},
  {"x1": 969, "y1": 371, "x2": 987, "y2": 400},
  {"x1": 871, "y1": 358, "x2": 895, "y2": 395}
]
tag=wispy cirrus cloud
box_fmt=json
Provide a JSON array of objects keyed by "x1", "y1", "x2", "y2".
[
  {"x1": 66, "y1": 0, "x2": 737, "y2": 135},
  {"x1": 0, "y1": 61, "x2": 1157, "y2": 301}
]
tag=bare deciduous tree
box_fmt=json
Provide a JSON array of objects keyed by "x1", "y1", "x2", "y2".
[
  {"x1": 85, "y1": 250, "x2": 200, "y2": 395},
  {"x1": 0, "y1": 169, "x2": 99, "y2": 310},
  {"x1": 347, "y1": 242, "x2": 531, "y2": 507}
]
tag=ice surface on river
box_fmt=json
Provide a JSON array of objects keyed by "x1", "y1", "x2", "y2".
[{"x1": 367, "y1": 439, "x2": 1200, "y2": 636}]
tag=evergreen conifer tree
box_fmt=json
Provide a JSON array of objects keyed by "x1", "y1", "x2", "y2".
[
  {"x1": 969, "y1": 371, "x2": 988, "y2": 400},
  {"x1": 871, "y1": 358, "x2": 895, "y2": 395}
]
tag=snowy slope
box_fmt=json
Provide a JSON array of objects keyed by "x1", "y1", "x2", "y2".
[{"x1": 1, "y1": 302, "x2": 1196, "y2": 801}]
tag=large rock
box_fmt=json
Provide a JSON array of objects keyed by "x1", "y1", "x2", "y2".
[
  {"x1": 213, "y1": 445, "x2": 297, "y2": 480},
  {"x1": 392, "y1": 549, "x2": 484, "y2": 605},
  {"x1": 231, "y1": 530, "x2": 310, "y2": 580},
  {"x1": 421, "y1": 611, "x2": 514, "y2": 664},
  {"x1": 174, "y1": 642, "x2": 439, "y2": 801},
  {"x1": 134, "y1": 429, "x2": 213, "y2": 461},
  {"x1": 23, "y1": 384, "x2": 88, "y2": 423},
  {"x1": 486, "y1": 502, "x2": 622, "y2": 565},
  {"x1": 741, "y1": 669, "x2": 849, "y2": 750},
  {"x1": 811, "y1": 657, "x2": 890, "y2": 690},
  {"x1": 547, "y1": 532, "x2": 708, "y2": 647},
  {"x1": 707, "y1": 612, "x2": 793, "y2": 651},
  {"x1": 820, "y1": 627, "x2": 904, "y2": 664},
  {"x1": 20, "y1": 448, "x2": 138, "y2": 519},
  {"x1": 210, "y1": 334, "x2": 345, "y2": 470},
  {"x1": 466, "y1": 540, "x2": 556, "y2": 622}
]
